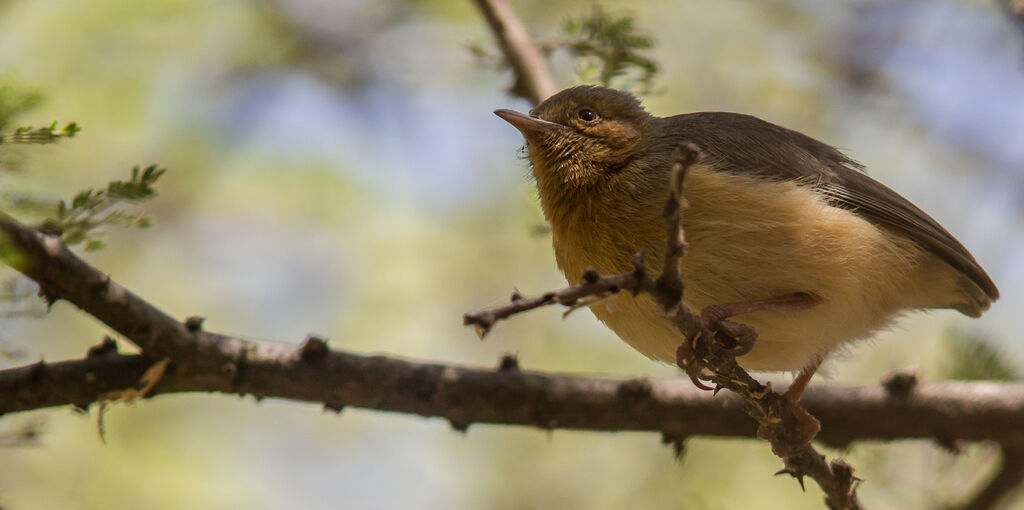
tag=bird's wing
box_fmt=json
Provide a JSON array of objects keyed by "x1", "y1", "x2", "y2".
[{"x1": 663, "y1": 112, "x2": 998, "y2": 300}]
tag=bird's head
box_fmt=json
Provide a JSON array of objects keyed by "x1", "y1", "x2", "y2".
[{"x1": 495, "y1": 86, "x2": 652, "y2": 190}]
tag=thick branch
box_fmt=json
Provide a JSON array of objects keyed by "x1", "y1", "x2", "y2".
[
  {"x1": 0, "y1": 211, "x2": 193, "y2": 361},
  {"x1": 473, "y1": 0, "x2": 556, "y2": 104},
  {"x1": 3, "y1": 347, "x2": 1024, "y2": 449}
]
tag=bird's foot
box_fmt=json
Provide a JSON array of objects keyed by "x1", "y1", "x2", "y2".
[
  {"x1": 699, "y1": 293, "x2": 820, "y2": 356},
  {"x1": 759, "y1": 361, "x2": 825, "y2": 456},
  {"x1": 675, "y1": 338, "x2": 714, "y2": 391},
  {"x1": 761, "y1": 398, "x2": 821, "y2": 458}
]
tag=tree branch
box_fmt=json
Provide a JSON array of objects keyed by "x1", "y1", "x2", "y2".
[
  {"x1": 472, "y1": 0, "x2": 557, "y2": 104},
  {"x1": 3, "y1": 344, "x2": 1023, "y2": 450}
]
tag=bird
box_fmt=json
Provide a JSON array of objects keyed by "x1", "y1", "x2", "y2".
[{"x1": 494, "y1": 85, "x2": 998, "y2": 397}]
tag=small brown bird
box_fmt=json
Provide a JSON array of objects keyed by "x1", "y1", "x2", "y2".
[{"x1": 496, "y1": 85, "x2": 998, "y2": 391}]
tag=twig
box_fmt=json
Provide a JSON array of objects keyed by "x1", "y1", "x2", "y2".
[
  {"x1": 465, "y1": 255, "x2": 651, "y2": 338},
  {"x1": 465, "y1": 145, "x2": 865, "y2": 509},
  {"x1": 472, "y1": 0, "x2": 557, "y2": 104}
]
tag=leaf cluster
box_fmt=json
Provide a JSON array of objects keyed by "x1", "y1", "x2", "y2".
[
  {"x1": 562, "y1": 6, "x2": 658, "y2": 93},
  {"x1": 38, "y1": 165, "x2": 166, "y2": 251},
  {"x1": 0, "y1": 121, "x2": 80, "y2": 146},
  {"x1": 467, "y1": 4, "x2": 659, "y2": 95}
]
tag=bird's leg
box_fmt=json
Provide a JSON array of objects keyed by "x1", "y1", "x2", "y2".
[
  {"x1": 783, "y1": 356, "x2": 823, "y2": 403},
  {"x1": 677, "y1": 292, "x2": 819, "y2": 392},
  {"x1": 699, "y1": 292, "x2": 819, "y2": 355},
  {"x1": 772, "y1": 357, "x2": 825, "y2": 451}
]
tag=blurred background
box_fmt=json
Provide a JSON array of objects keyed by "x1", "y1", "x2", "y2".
[{"x1": 0, "y1": 0, "x2": 1021, "y2": 508}]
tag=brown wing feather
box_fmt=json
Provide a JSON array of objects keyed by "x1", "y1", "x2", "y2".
[{"x1": 659, "y1": 112, "x2": 999, "y2": 301}]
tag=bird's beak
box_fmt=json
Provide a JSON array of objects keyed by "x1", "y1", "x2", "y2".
[{"x1": 494, "y1": 109, "x2": 562, "y2": 137}]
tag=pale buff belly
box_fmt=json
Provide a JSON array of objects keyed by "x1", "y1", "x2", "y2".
[{"x1": 552, "y1": 167, "x2": 961, "y2": 371}]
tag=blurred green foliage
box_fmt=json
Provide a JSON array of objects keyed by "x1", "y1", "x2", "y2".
[
  {"x1": 562, "y1": 5, "x2": 658, "y2": 93},
  {"x1": 941, "y1": 331, "x2": 1018, "y2": 382},
  {"x1": 40, "y1": 165, "x2": 165, "y2": 251},
  {"x1": 1, "y1": 121, "x2": 80, "y2": 145},
  {"x1": 469, "y1": 4, "x2": 658, "y2": 93},
  {"x1": 0, "y1": 78, "x2": 42, "y2": 130}
]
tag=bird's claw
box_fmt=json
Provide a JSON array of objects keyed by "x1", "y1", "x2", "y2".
[
  {"x1": 675, "y1": 339, "x2": 714, "y2": 391},
  {"x1": 700, "y1": 308, "x2": 758, "y2": 356}
]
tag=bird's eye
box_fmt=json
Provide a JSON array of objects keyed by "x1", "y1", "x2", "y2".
[{"x1": 577, "y1": 108, "x2": 600, "y2": 123}]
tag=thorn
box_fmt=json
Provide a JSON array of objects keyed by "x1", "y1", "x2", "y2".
[
  {"x1": 27, "y1": 359, "x2": 46, "y2": 380},
  {"x1": 881, "y1": 369, "x2": 918, "y2": 398},
  {"x1": 497, "y1": 353, "x2": 520, "y2": 372},
  {"x1": 581, "y1": 267, "x2": 600, "y2": 284},
  {"x1": 449, "y1": 419, "x2": 470, "y2": 434},
  {"x1": 774, "y1": 468, "x2": 806, "y2": 492},
  {"x1": 472, "y1": 323, "x2": 489, "y2": 340},
  {"x1": 712, "y1": 384, "x2": 724, "y2": 396},
  {"x1": 510, "y1": 289, "x2": 523, "y2": 302},
  {"x1": 300, "y1": 335, "x2": 329, "y2": 362},
  {"x1": 661, "y1": 432, "x2": 687, "y2": 461},
  {"x1": 184, "y1": 315, "x2": 205, "y2": 333},
  {"x1": 561, "y1": 301, "x2": 586, "y2": 319},
  {"x1": 37, "y1": 286, "x2": 59, "y2": 309},
  {"x1": 86, "y1": 336, "x2": 118, "y2": 358},
  {"x1": 91, "y1": 274, "x2": 111, "y2": 291}
]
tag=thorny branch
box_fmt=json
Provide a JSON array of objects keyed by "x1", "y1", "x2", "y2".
[{"x1": 465, "y1": 145, "x2": 863, "y2": 509}]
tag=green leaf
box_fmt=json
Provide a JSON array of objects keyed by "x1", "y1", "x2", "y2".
[
  {"x1": 42, "y1": 166, "x2": 166, "y2": 250},
  {"x1": 560, "y1": 5, "x2": 659, "y2": 93}
]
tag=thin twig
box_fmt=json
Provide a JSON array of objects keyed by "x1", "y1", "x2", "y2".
[{"x1": 472, "y1": 0, "x2": 557, "y2": 104}]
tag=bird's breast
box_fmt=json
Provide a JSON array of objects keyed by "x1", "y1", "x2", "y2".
[{"x1": 547, "y1": 166, "x2": 941, "y2": 370}]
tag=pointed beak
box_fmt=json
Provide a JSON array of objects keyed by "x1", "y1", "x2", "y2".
[{"x1": 494, "y1": 109, "x2": 562, "y2": 137}]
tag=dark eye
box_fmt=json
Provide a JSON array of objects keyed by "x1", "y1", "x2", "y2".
[{"x1": 577, "y1": 108, "x2": 600, "y2": 123}]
